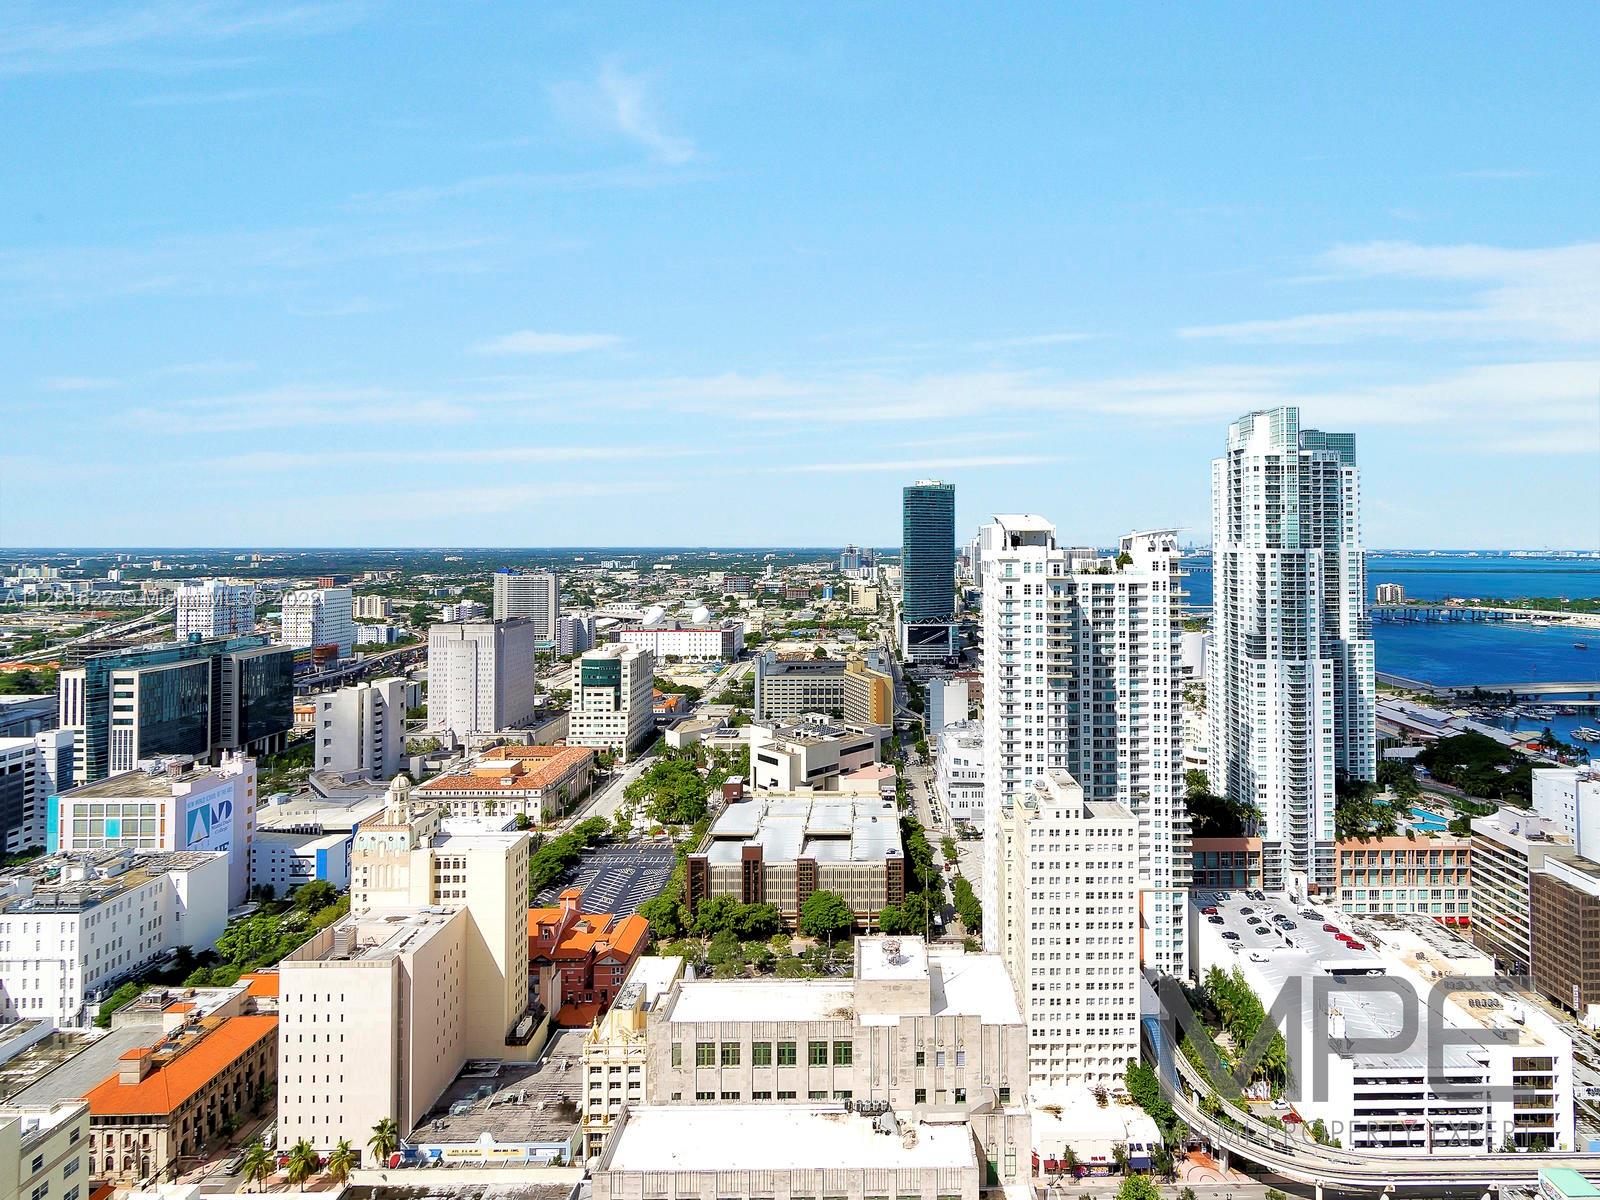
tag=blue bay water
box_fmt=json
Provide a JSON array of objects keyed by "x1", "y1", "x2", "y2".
[{"x1": 1181, "y1": 554, "x2": 1600, "y2": 701}]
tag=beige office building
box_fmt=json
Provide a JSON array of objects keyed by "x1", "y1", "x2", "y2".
[
  {"x1": 642, "y1": 936, "x2": 1029, "y2": 1185},
  {"x1": 277, "y1": 775, "x2": 535, "y2": 1154},
  {"x1": 0, "y1": 1102, "x2": 88, "y2": 1200},
  {"x1": 580, "y1": 955, "x2": 686, "y2": 1156}
]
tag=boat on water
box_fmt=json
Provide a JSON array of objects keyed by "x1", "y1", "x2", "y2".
[
  {"x1": 1572, "y1": 727, "x2": 1600, "y2": 742},
  {"x1": 1576, "y1": 641, "x2": 1590, "y2": 650}
]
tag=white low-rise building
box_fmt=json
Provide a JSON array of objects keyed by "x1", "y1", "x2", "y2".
[
  {"x1": 48, "y1": 755, "x2": 256, "y2": 906},
  {"x1": 311, "y1": 677, "x2": 407, "y2": 780},
  {"x1": 249, "y1": 829, "x2": 351, "y2": 897},
  {"x1": 934, "y1": 720, "x2": 983, "y2": 825},
  {"x1": 0, "y1": 850, "x2": 229, "y2": 1027},
  {"x1": 746, "y1": 716, "x2": 884, "y2": 792},
  {"x1": 616, "y1": 621, "x2": 743, "y2": 661}
]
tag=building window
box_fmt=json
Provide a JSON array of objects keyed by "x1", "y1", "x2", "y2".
[
  {"x1": 752, "y1": 1091, "x2": 772, "y2": 1100},
  {"x1": 778, "y1": 1041, "x2": 797, "y2": 1067},
  {"x1": 998, "y1": 1087, "x2": 1011, "y2": 1103},
  {"x1": 833, "y1": 1041, "x2": 853, "y2": 1066},
  {"x1": 720, "y1": 1091, "x2": 741, "y2": 1100},
  {"x1": 808, "y1": 1090, "x2": 827, "y2": 1099},
  {"x1": 752, "y1": 1041, "x2": 772, "y2": 1067},
  {"x1": 914, "y1": 1088, "x2": 926, "y2": 1104},
  {"x1": 778, "y1": 1090, "x2": 796, "y2": 1100},
  {"x1": 695, "y1": 1042, "x2": 714, "y2": 1068},
  {"x1": 695, "y1": 1091, "x2": 715, "y2": 1101},
  {"x1": 809, "y1": 1041, "x2": 828, "y2": 1066},
  {"x1": 721, "y1": 1043, "x2": 740, "y2": 1068},
  {"x1": 671, "y1": 1043, "x2": 682, "y2": 1067}
]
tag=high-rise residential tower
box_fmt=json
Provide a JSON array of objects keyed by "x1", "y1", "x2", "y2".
[
  {"x1": 978, "y1": 517, "x2": 1189, "y2": 977},
  {"x1": 281, "y1": 587, "x2": 357, "y2": 658},
  {"x1": 175, "y1": 580, "x2": 256, "y2": 640},
  {"x1": 994, "y1": 771, "x2": 1140, "y2": 1092},
  {"x1": 1207, "y1": 406, "x2": 1374, "y2": 896},
  {"x1": 900, "y1": 479, "x2": 957, "y2": 661},
  {"x1": 492, "y1": 569, "x2": 560, "y2": 641}
]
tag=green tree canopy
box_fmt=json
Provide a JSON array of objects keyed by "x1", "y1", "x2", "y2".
[{"x1": 798, "y1": 889, "x2": 853, "y2": 939}]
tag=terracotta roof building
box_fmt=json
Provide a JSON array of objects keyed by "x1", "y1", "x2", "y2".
[
  {"x1": 83, "y1": 1014, "x2": 277, "y2": 1183},
  {"x1": 529, "y1": 889, "x2": 650, "y2": 1024},
  {"x1": 416, "y1": 744, "x2": 596, "y2": 826}
]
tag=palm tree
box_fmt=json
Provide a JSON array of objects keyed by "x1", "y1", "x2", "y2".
[
  {"x1": 239, "y1": 1143, "x2": 273, "y2": 1193},
  {"x1": 284, "y1": 1140, "x2": 320, "y2": 1189},
  {"x1": 368, "y1": 1117, "x2": 399, "y2": 1166},
  {"x1": 325, "y1": 1139, "x2": 357, "y2": 1185}
]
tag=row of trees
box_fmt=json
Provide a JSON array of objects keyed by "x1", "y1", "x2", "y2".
[
  {"x1": 1199, "y1": 966, "x2": 1289, "y2": 1086},
  {"x1": 238, "y1": 1119, "x2": 399, "y2": 1191},
  {"x1": 529, "y1": 817, "x2": 609, "y2": 896},
  {"x1": 1417, "y1": 731, "x2": 1534, "y2": 804}
]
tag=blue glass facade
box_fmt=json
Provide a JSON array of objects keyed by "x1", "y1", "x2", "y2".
[{"x1": 901, "y1": 481, "x2": 956, "y2": 623}]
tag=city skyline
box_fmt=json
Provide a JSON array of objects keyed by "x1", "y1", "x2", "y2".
[{"x1": 3, "y1": 5, "x2": 1598, "y2": 549}]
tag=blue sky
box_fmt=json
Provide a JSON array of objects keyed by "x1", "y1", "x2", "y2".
[{"x1": 3, "y1": 2, "x2": 1598, "y2": 549}]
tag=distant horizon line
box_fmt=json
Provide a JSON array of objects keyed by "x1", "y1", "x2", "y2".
[{"x1": 3, "y1": 545, "x2": 1599, "y2": 556}]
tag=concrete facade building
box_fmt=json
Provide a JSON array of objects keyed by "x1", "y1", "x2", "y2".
[
  {"x1": 1208, "y1": 406, "x2": 1376, "y2": 897},
  {"x1": 747, "y1": 717, "x2": 885, "y2": 793},
  {"x1": 593, "y1": 1104, "x2": 981, "y2": 1200},
  {"x1": 0, "y1": 1101, "x2": 88, "y2": 1200},
  {"x1": 48, "y1": 754, "x2": 257, "y2": 906},
  {"x1": 934, "y1": 720, "x2": 984, "y2": 825},
  {"x1": 640, "y1": 936, "x2": 1028, "y2": 1186},
  {"x1": 843, "y1": 658, "x2": 894, "y2": 726},
  {"x1": 1530, "y1": 854, "x2": 1600, "y2": 1028},
  {"x1": 1375, "y1": 582, "x2": 1406, "y2": 605},
  {"x1": 568, "y1": 645, "x2": 655, "y2": 760},
  {"x1": 311, "y1": 677, "x2": 407, "y2": 779},
  {"x1": 556, "y1": 615, "x2": 596, "y2": 657},
  {"x1": 1470, "y1": 807, "x2": 1570, "y2": 974},
  {"x1": 579, "y1": 955, "x2": 685, "y2": 1156},
  {"x1": 993, "y1": 772, "x2": 1139, "y2": 1095},
  {"x1": 978, "y1": 518, "x2": 1188, "y2": 977},
  {"x1": 0, "y1": 850, "x2": 229, "y2": 1027},
  {"x1": 277, "y1": 777, "x2": 537, "y2": 1153},
  {"x1": 280, "y1": 588, "x2": 356, "y2": 659},
  {"x1": 753, "y1": 650, "x2": 891, "y2": 722},
  {"x1": 174, "y1": 581, "x2": 255, "y2": 640},
  {"x1": 353, "y1": 595, "x2": 392, "y2": 620},
  {"x1": 1335, "y1": 834, "x2": 1472, "y2": 921},
  {"x1": 686, "y1": 792, "x2": 906, "y2": 929},
  {"x1": 0, "y1": 732, "x2": 73, "y2": 855},
  {"x1": 427, "y1": 619, "x2": 538, "y2": 738},
  {"x1": 927, "y1": 679, "x2": 969, "y2": 734},
  {"x1": 492, "y1": 569, "x2": 559, "y2": 641}
]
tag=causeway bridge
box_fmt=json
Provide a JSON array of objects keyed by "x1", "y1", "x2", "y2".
[{"x1": 1377, "y1": 671, "x2": 1600, "y2": 698}]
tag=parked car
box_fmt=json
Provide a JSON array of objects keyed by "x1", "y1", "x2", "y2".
[
  {"x1": 1222, "y1": 931, "x2": 1240, "y2": 941},
  {"x1": 1322, "y1": 923, "x2": 1340, "y2": 932},
  {"x1": 1345, "y1": 940, "x2": 1366, "y2": 951},
  {"x1": 1240, "y1": 906, "x2": 1255, "y2": 915},
  {"x1": 1201, "y1": 906, "x2": 1219, "y2": 915},
  {"x1": 1249, "y1": 951, "x2": 1270, "y2": 962},
  {"x1": 1208, "y1": 915, "x2": 1225, "y2": 925}
]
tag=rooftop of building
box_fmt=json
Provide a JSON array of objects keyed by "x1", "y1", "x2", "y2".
[
  {"x1": 528, "y1": 900, "x2": 648, "y2": 962},
  {"x1": 84, "y1": 1014, "x2": 277, "y2": 1117},
  {"x1": 666, "y1": 940, "x2": 1021, "y2": 1026},
  {"x1": 0, "y1": 850, "x2": 222, "y2": 915},
  {"x1": 751, "y1": 716, "x2": 883, "y2": 745},
  {"x1": 699, "y1": 792, "x2": 903, "y2": 866},
  {"x1": 0, "y1": 1100, "x2": 85, "y2": 1145},
  {"x1": 2, "y1": 1027, "x2": 165, "y2": 1107},
  {"x1": 600, "y1": 1104, "x2": 977, "y2": 1173},
  {"x1": 420, "y1": 745, "x2": 595, "y2": 794},
  {"x1": 1191, "y1": 889, "x2": 1565, "y2": 1067},
  {"x1": 287, "y1": 909, "x2": 463, "y2": 965},
  {"x1": 1471, "y1": 806, "x2": 1573, "y2": 848},
  {"x1": 407, "y1": 1031, "x2": 584, "y2": 1148}
]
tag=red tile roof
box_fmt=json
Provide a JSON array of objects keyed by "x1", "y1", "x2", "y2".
[{"x1": 84, "y1": 1016, "x2": 278, "y2": 1117}]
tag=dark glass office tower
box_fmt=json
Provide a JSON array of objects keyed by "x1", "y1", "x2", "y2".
[{"x1": 901, "y1": 479, "x2": 956, "y2": 623}]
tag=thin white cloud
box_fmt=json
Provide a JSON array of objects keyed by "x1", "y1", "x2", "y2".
[
  {"x1": 550, "y1": 62, "x2": 695, "y2": 166},
  {"x1": 132, "y1": 84, "x2": 318, "y2": 107},
  {"x1": 471, "y1": 331, "x2": 622, "y2": 356},
  {"x1": 778, "y1": 455, "x2": 1064, "y2": 474},
  {"x1": 219, "y1": 444, "x2": 702, "y2": 471},
  {"x1": 1182, "y1": 239, "x2": 1600, "y2": 345},
  {"x1": 0, "y1": 1, "x2": 367, "y2": 76},
  {"x1": 41, "y1": 375, "x2": 121, "y2": 392}
]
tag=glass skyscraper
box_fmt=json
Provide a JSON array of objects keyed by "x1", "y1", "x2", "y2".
[{"x1": 901, "y1": 480, "x2": 956, "y2": 622}]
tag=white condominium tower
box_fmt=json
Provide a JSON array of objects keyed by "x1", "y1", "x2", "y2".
[
  {"x1": 492, "y1": 569, "x2": 560, "y2": 641},
  {"x1": 1208, "y1": 406, "x2": 1374, "y2": 896},
  {"x1": 994, "y1": 771, "x2": 1139, "y2": 1092},
  {"x1": 281, "y1": 587, "x2": 357, "y2": 658},
  {"x1": 978, "y1": 516, "x2": 1188, "y2": 977},
  {"x1": 175, "y1": 579, "x2": 256, "y2": 639}
]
